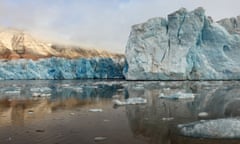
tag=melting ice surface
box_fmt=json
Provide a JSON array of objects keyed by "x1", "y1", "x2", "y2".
[{"x1": 0, "y1": 80, "x2": 240, "y2": 144}]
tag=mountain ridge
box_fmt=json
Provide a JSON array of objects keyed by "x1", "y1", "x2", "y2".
[{"x1": 0, "y1": 28, "x2": 123, "y2": 60}]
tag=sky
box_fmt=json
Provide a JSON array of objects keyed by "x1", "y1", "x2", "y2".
[{"x1": 0, "y1": 0, "x2": 240, "y2": 53}]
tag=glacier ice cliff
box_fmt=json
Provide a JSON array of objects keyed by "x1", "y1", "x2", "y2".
[
  {"x1": 0, "y1": 27, "x2": 125, "y2": 80},
  {"x1": 124, "y1": 7, "x2": 240, "y2": 80},
  {"x1": 0, "y1": 57, "x2": 124, "y2": 80}
]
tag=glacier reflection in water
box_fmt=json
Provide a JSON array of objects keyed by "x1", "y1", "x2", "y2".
[
  {"x1": 0, "y1": 80, "x2": 239, "y2": 144},
  {"x1": 125, "y1": 81, "x2": 240, "y2": 144}
]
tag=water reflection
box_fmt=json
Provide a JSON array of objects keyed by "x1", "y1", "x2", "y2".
[
  {"x1": 0, "y1": 97, "x2": 113, "y2": 126},
  {"x1": 0, "y1": 80, "x2": 125, "y2": 127},
  {"x1": 125, "y1": 81, "x2": 240, "y2": 144},
  {"x1": 0, "y1": 80, "x2": 239, "y2": 144},
  {"x1": 125, "y1": 82, "x2": 196, "y2": 144}
]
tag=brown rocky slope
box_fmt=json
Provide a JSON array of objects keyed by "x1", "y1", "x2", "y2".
[{"x1": 0, "y1": 28, "x2": 123, "y2": 60}]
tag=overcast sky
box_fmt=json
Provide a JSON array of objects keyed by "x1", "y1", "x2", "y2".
[{"x1": 0, "y1": 0, "x2": 239, "y2": 53}]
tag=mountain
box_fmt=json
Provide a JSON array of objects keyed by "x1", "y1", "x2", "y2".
[
  {"x1": 0, "y1": 28, "x2": 124, "y2": 80},
  {"x1": 0, "y1": 28, "x2": 123, "y2": 60}
]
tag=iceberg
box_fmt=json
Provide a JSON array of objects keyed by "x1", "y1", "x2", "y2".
[
  {"x1": 178, "y1": 118, "x2": 240, "y2": 138},
  {"x1": 124, "y1": 7, "x2": 240, "y2": 80},
  {"x1": 113, "y1": 97, "x2": 147, "y2": 106},
  {"x1": 159, "y1": 92, "x2": 195, "y2": 100}
]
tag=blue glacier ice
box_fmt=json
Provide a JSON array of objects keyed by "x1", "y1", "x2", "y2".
[
  {"x1": 124, "y1": 7, "x2": 240, "y2": 80},
  {"x1": 0, "y1": 57, "x2": 124, "y2": 80}
]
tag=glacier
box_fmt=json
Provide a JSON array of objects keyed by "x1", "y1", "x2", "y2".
[
  {"x1": 0, "y1": 57, "x2": 124, "y2": 80},
  {"x1": 124, "y1": 7, "x2": 240, "y2": 80}
]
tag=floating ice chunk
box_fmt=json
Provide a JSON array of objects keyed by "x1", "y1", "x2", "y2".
[
  {"x1": 117, "y1": 89, "x2": 124, "y2": 92},
  {"x1": 113, "y1": 99, "x2": 126, "y2": 106},
  {"x1": 163, "y1": 88, "x2": 170, "y2": 91},
  {"x1": 70, "y1": 112, "x2": 75, "y2": 116},
  {"x1": 113, "y1": 97, "x2": 147, "y2": 106},
  {"x1": 133, "y1": 86, "x2": 144, "y2": 90},
  {"x1": 30, "y1": 87, "x2": 51, "y2": 92},
  {"x1": 46, "y1": 94, "x2": 51, "y2": 97},
  {"x1": 28, "y1": 110, "x2": 34, "y2": 114},
  {"x1": 178, "y1": 118, "x2": 240, "y2": 138},
  {"x1": 159, "y1": 92, "x2": 195, "y2": 100},
  {"x1": 89, "y1": 109, "x2": 103, "y2": 112},
  {"x1": 198, "y1": 112, "x2": 209, "y2": 118},
  {"x1": 61, "y1": 84, "x2": 70, "y2": 87},
  {"x1": 32, "y1": 93, "x2": 41, "y2": 97},
  {"x1": 159, "y1": 93, "x2": 164, "y2": 97},
  {"x1": 126, "y1": 97, "x2": 147, "y2": 104},
  {"x1": 32, "y1": 93, "x2": 51, "y2": 97},
  {"x1": 30, "y1": 88, "x2": 39, "y2": 92},
  {"x1": 162, "y1": 117, "x2": 174, "y2": 121},
  {"x1": 68, "y1": 87, "x2": 83, "y2": 92},
  {"x1": 5, "y1": 90, "x2": 20, "y2": 95},
  {"x1": 133, "y1": 84, "x2": 144, "y2": 90},
  {"x1": 40, "y1": 93, "x2": 51, "y2": 97},
  {"x1": 94, "y1": 136, "x2": 107, "y2": 142},
  {"x1": 85, "y1": 86, "x2": 98, "y2": 89}
]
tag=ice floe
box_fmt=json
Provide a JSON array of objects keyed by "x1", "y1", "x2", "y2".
[
  {"x1": 113, "y1": 97, "x2": 147, "y2": 106},
  {"x1": 198, "y1": 112, "x2": 209, "y2": 118},
  {"x1": 89, "y1": 109, "x2": 103, "y2": 112},
  {"x1": 30, "y1": 87, "x2": 52, "y2": 92},
  {"x1": 32, "y1": 93, "x2": 51, "y2": 98},
  {"x1": 162, "y1": 117, "x2": 174, "y2": 121},
  {"x1": 178, "y1": 118, "x2": 240, "y2": 138},
  {"x1": 94, "y1": 136, "x2": 107, "y2": 142},
  {"x1": 5, "y1": 90, "x2": 21, "y2": 95},
  {"x1": 159, "y1": 92, "x2": 195, "y2": 100}
]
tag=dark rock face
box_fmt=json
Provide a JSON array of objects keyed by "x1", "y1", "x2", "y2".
[{"x1": 124, "y1": 7, "x2": 240, "y2": 80}]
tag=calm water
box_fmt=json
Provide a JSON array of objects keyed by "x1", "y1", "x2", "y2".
[{"x1": 0, "y1": 80, "x2": 239, "y2": 144}]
